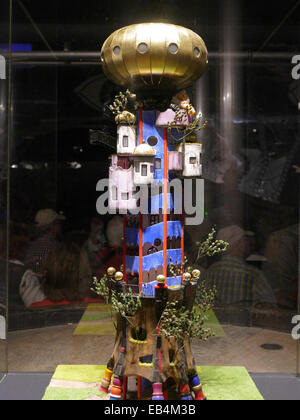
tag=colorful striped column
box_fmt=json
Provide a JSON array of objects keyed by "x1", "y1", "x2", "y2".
[
  {"x1": 152, "y1": 382, "x2": 164, "y2": 400},
  {"x1": 190, "y1": 375, "x2": 206, "y2": 401},
  {"x1": 99, "y1": 368, "x2": 113, "y2": 394},
  {"x1": 110, "y1": 376, "x2": 123, "y2": 400}
]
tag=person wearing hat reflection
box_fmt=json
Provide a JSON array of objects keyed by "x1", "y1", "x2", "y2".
[
  {"x1": 200, "y1": 225, "x2": 276, "y2": 307},
  {"x1": 23, "y1": 209, "x2": 65, "y2": 273}
]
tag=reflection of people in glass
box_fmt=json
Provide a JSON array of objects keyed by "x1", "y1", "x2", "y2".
[
  {"x1": 82, "y1": 217, "x2": 107, "y2": 269},
  {"x1": 201, "y1": 225, "x2": 276, "y2": 307},
  {"x1": 263, "y1": 225, "x2": 298, "y2": 309},
  {"x1": 23, "y1": 209, "x2": 65, "y2": 273},
  {"x1": 20, "y1": 243, "x2": 91, "y2": 307},
  {"x1": 93, "y1": 216, "x2": 123, "y2": 280},
  {"x1": 41, "y1": 243, "x2": 91, "y2": 303},
  {"x1": 0, "y1": 224, "x2": 26, "y2": 309},
  {"x1": 0, "y1": 225, "x2": 6, "y2": 308}
]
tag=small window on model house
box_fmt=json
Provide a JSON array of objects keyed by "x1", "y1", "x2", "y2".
[
  {"x1": 123, "y1": 135, "x2": 129, "y2": 147},
  {"x1": 141, "y1": 164, "x2": 148, "y2": 176},
  {"x1": 190, "y1": 156, "x2": 197, "y2": 164},
  {"x1": 121, "y1": 192, "x2": 129, "y2": 201},
  {"x1": 135, "y1": 162, "x2": 140, "y2": 172},
  {"x1": 150, "y1": 165, "x2": 154, "y2": 173},
  {"x1": 155, "y1": 158, "x2": 161, "y2": 170},
  {"x1": 200, "y1": 153, "x2": 202, "y2": 164},
  {"x1": 112, "y1": 186, "x2": 118, "y2": 201}
]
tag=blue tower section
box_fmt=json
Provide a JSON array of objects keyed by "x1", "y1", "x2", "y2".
[{"x1": 125, "y1": 111, "x2": 183, "y2": 297}]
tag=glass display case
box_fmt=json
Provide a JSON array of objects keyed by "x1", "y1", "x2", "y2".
[
  {"x1": 0, "y1": 0, "x2": 10, "y2": 383},
  {"x1": 0, "y1": 0, "x2": 299, "y2": 399}
]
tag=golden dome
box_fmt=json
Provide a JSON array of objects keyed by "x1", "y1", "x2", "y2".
[
  {"x1": 100, "y1": 23, "x2": 208, "y2": 94},
  {"x1": 115, "y1": 111, "x2": 136, "y2": 124}
]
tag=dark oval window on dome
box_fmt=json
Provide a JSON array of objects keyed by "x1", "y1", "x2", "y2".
[
  {"x1": 194, "y1": 47, "x2": 201, "y2": 58},
  {"x1": 148, "y1": 136, "x2": 158, "y2": 147},
  {"x1": 168, "y1": 43, "x2": 179, "y2": 54},
  {"x1": 137, "y1": 42, "x2": 148, "y2": 54},
  {"x1": 113, "y1": 46, "x2": 121, "y2": 56}
]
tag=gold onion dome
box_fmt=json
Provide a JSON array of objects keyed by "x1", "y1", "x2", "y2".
[
  {"x1": 100, "y1": 23, "x2": 208, "y2": 94},
  {"x1": 115, "y1": 111, "x2": 136, "y2": 124}
]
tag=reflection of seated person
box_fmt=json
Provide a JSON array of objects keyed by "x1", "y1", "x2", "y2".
[
  {"x1": 82, "y1": 217, "x2": 107, "y2": 270},
  {"x1": 0, "y1": 224, "x2": 27, "y2": 309},
  {"x1": 20, "y1": 243, "x2": 93, "y2": 308},
  {"x1": 23, "y1": 209, "x2": 65, "y2": 273},
  {"x1": 201, "y1": 225, "x2": 276, "y2": 307},
  {"x1": 263, "y1": 225, "x2": 298, "y2": 309},
  {"x1": 93, "y1": 216, "x2": 123, "y2": 279}
]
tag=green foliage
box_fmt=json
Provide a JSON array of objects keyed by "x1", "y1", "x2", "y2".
[
  {"x1": 169, "y1": 229, "x2": 228, "y2": 277},
  {"x1": 167, "y1": 109, "x2": 208, "y2": 143},
  {"x1": 160, "y1": 297, "x2": 215, "y2": 343},
  {"x1": 92, "y1": 275, "x2": 110, "y2": 305},
  {"x1": 92, "y1": 274, "x2": 142, "y2": 318},
  {"x1": 196, "y1": 228, "x2": 229, "y2": 261},
  {"x1": 109, "y1": 89, "x2": 137, "y2": 115},
  {"x1": 160, "y1": 301, "x2": 191, "y2": 342},
  {"x1": 188, "y1": 306, "x2": 215, "y2": 342},
  {"x1": 92, "y1": 274, "x2": 142, "y2": 333},
  {"x1": 111, "y1": 288, "x2": 142, "y2": 318},
  {"x1": 195, "y1": 280, "x2": 217, "y2": 313},
  {"x1": 168, "y1": 255, "x2": 188, "y2": 277},
  {"x1": 161, "y1": 249, "x2": 219, "y2": 343}
]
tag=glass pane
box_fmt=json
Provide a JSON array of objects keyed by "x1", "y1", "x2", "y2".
[
  {"x1": 298, "y1": 219, "x2": 300, "y2": 377},
  {"x1": 0, "y1": 0, "x2": 10, "y2": 381},
  {"x1": 4, "y1": 0, "x2": 299, "y2": 398}
]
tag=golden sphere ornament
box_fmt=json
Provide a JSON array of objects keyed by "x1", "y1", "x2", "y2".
[
  {"x1": 183, "y1": 272, "x2": 192, "y2": 282},
  {"x1": 192, "y1": 269, "x2": 201, "y2": 279},
  {"x1": 107, "y1": 267, "x2": 116, "y2": 276},
  {"x1": 114, "y1": 272, "x2": 124, "y2": 282},
  {"x1": 157, "y1": 275, "x2": 166, "y2": 284}
]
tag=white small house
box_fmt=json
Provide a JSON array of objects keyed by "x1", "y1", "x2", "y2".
[
  {"x1": 109, "y1": 165, "x2": 137, "y2": 211},
  {"x1": 177, "y1": 143, "x2": 202, "y2": 177},
  {"x1": 117, "y1": 124, "x2": 136, "y2": 155},
  {"x1": 133, "y1": 143, "x2": 155, "y2": 185},
  {"x1": 168, "y1": 151, "x2": 183, "y2": 172}
]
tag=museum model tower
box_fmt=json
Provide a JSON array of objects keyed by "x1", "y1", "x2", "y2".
[{"x1": 99, "y1": 23, "x2": 208, "y2": 401}]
